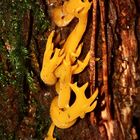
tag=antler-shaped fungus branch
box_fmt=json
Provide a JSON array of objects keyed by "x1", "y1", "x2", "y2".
[
  {"x1": 50, "y1": 82, "x2": 98, "y2": 128},
  {"x1": 72, "y1": 51, "x2": 90, "y2": 74},
  {"x1": 40, "y1": 31, "x2": 65, "y2": 85},
  {"x1": 70, "y1": 82, "x2": 98, "y2": 118},
  {"x1": 55, "y1": 55, "x2": 72, "y2": 108}
]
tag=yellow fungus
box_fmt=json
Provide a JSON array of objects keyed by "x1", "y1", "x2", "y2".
[
  {"x1": 70, "y1": 43, "x2": 83, "y2": 63},
  {"x1": 50, "y1": 83, "x2": 98, "y2": 128},
  {"x1": 54, "y1": 55, "x2": 72, "y2": 108},
  {"x1": 72, "y1": 51, "x2": 90, "y2": 74},
  {"x1": 40, "y1": 31, "x2": 65, "y2": 85},
  {"x1": 44, "y1": 123, "x2": 56, "y2": 140},
  {"x1": 95, "y1": 57, "x2": 101, "y2": 61},
  {"x1": 51, "y1": 6, "x2": 74, "y2": 27},
  {"x1": 61, "y1": 0, "x2": 91, "y2": 58},
  {"x1": 41, "y1": 1, "x2": 98, "y2": 139}
]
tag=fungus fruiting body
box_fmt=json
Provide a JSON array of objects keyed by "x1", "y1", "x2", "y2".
[
  {"x1": 50, "y1": 84, "x2": 98, "y2": 129},
  {"x1": 44, "y1": 123, "x2": 56, "y2": 140},
  {"x1": 40, "y1": 0, "x2": 98, "y2": 139},
  {"x1": 40, "y1": 31, "x2": 65, "y2": 85}
]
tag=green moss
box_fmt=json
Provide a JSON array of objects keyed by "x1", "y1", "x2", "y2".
[
  {"x1": 0, "y1": 0, "x2": 50, "y2": 139},
  {"x1": 0, "y1": 0, "x2": 50, "y2": 90},
  {"x1": 35, "y1": 104, "x2": 51, "y2": 139}
]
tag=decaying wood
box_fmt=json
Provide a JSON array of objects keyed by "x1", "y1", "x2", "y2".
[
  {"x1": 99, "y1": 0, "x2": 113, "y2": 139},
  {"x1": 112, "y1": 0, "x2": 138, "y2": 139},
  {"x1": 89, "y1": 0, "x2": 98, "y2": 126}
]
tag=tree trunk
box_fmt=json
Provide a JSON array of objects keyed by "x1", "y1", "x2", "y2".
[{"x1": 0, "y1": 0, "x2": 140, "y2": 139}]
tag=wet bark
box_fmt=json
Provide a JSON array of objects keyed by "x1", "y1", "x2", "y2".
[{"x1": 111, "y1": 0, "x2": 139, "y2": 139}]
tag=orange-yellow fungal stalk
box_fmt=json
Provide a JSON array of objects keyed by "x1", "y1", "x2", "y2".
[
  {"x1": 44, "y1": 123, "x2": 56, "y2": 140},
  {"x1": 54, "y1": 55, "x2": 72, "y2": 108}
]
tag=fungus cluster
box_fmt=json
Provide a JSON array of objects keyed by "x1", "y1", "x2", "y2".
[{"x1": 41, "y1": 0, "x2": 98, "y2": 139}]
